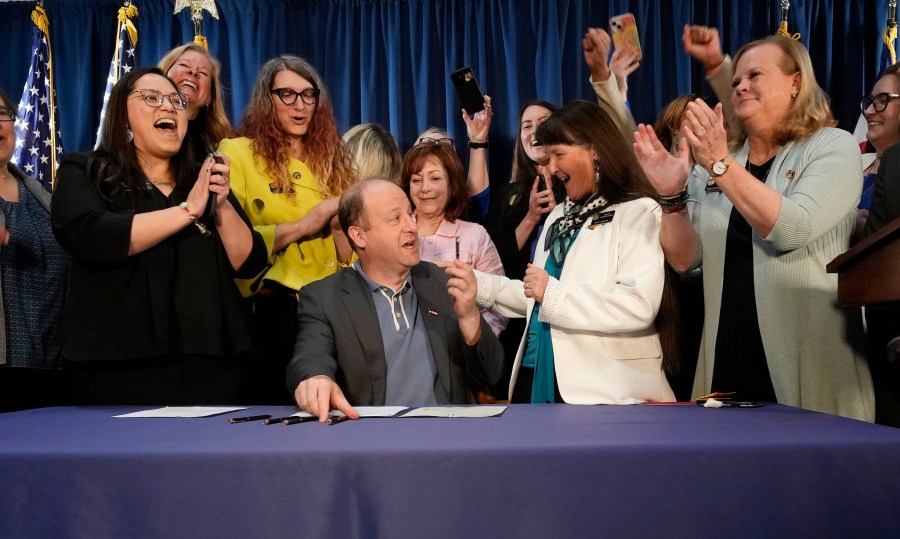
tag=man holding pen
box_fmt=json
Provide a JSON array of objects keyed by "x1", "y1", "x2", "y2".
[{"x1": 286, "y1": 179, "x2": 503, "y2": 421}]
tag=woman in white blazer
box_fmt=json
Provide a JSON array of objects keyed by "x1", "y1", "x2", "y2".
[{"x1": 475, "y1": 100, "x2": 677, "y2": 404}]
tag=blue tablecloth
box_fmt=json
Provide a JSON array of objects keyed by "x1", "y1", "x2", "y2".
[{"x1": 1, "y1": 404, "x2": 899, "y2": 538}]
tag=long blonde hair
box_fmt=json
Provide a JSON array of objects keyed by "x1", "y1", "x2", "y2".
[
  {"x1": 157, "y1": 43, "x2": 232, "y2": 151},
  {"x1": 343, "y1": 123, "x2": 401, "y2": 183},
  {"x1": 729, "y1": 36, "x2": 835, "y2": 147}
]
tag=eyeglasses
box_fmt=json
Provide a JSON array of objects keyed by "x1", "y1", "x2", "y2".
[
  {"x1": 0, "y1": 108, "x2": 15, "y2": 122},
  {"x1": 860, "y1": 93, "x2": 900, "y2": 113},
  {"x1": 417, "y1": 136, "x2": 454, "y2": 149},
  {"x1": 128, "y1": 89, "x2": 189, "y2": 110},
  {"x1": 271, "y1": 87, "x2": 320, "y2": 107}
]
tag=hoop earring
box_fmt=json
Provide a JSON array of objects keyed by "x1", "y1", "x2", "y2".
[
  {"x1": 126, "y1": 128, "x2": 134, "y2": 143},
  {"x1": 593, "y1": 158, "x2": 601, "y2": 184}
]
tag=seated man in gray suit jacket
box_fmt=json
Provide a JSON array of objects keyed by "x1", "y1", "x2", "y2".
[{"x1": 286, "y1": 179, "x2": 503, "y2": 421}]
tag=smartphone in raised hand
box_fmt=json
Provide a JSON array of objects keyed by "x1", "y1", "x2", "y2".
[
  {"x1": 610, "y1": 13, "x2": 642, "y2": 61},
  {"x1": 449, "y1": 66, "x2": 485, "y2": 114}
]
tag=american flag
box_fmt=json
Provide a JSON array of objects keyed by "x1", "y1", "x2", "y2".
[
  {"x1": 95, "y1": 3, "x2": 138, "y2": 149},
  {"x1": 13, "y1": 6, "x2": 64, "y2": 192}
]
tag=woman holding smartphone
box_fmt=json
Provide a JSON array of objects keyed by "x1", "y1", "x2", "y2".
[{"x1": 52, "y1": 67, "x2": 267, "y2": 405}]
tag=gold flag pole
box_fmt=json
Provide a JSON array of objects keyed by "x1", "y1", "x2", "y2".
[
  {"x1": 173, "y1": 0, "x2": 219, "y2": 50},
  {"x1": 32, "y1": 2, "x2": 60, "y2": 187},
  {"x1": 775, "y1": 0, "x2": 801, "y2": 40},
  {"x1": 885, "y1": 0, "x2": 898, "y2": 66}
]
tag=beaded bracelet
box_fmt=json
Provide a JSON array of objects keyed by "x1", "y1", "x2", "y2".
[
  {"x1": 658, "y1": 189, "x2": 689, "y2": 214},
  {"x1": 179, "y1": 202, "x2": 211, "y2": 237}
]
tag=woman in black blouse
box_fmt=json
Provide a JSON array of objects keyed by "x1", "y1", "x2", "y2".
[{"x1": 52, "y1": 67, "x2": 267, "y2": 405}]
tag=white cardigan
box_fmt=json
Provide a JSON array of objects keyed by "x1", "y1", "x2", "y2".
[{"x1": 476, "y1": 197, "x2": 674, "y2": 404}]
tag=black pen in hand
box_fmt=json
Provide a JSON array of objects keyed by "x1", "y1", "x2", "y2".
[
  {"x1": 227, "y1": 414, "x2": 272, "y2": 424},
  {"x1": 326, "y1": 415, "x2": 353, "y2": 425}
]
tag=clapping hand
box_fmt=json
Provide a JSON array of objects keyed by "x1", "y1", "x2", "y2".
[{"x1": 633, "y1": 124, "x2": 691, "y2": 197}]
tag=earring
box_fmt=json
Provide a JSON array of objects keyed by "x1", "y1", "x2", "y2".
[
  {"x1": 126, "y1": 128, "x2": 133, "y2": 143},
  {"x1": 593, "y1": 158, "x2": 601, "y2": 184},
  {"x1": 791, "y1": 92, "x2": 799, "y2": 99}
]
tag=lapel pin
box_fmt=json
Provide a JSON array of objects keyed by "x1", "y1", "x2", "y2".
[
  {"x1": 428, "y1": 309, "x2": 438, "y2": 316},
  {"x1": 785, "y1": 169, "x2": 796, "y2": 181}
]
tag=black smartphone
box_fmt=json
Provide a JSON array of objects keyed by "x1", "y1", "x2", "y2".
[
  {"x1": 207, "y1": 154, "x2": 224, "y2": 219},
  {"x1": 538, "y1": 173, "x2": 549, "y2": 208},
  {"x1": 449, "y1": 66, "x2": 485, "y2": 114}
]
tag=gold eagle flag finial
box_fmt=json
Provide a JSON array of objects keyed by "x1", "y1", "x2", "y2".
[
  {"x1": 173, "y1": 0, "x2": 219, "y2": 50},
  {"x1": 775, "y1": 0, "x2": 801, "y2": 41}
]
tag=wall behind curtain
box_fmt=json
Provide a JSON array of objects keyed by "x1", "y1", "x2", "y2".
[{"x1": 0, "y1": 0, "x2": 889, "y2": 186}]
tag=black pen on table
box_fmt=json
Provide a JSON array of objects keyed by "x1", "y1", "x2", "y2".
[
  {"x1": 262, "y1": 416, "x2": 295, "y2": 425},
  {"x1": 326, "y1": 415, "x2": 353, "y2": 425},
  {"x1": 283, "y1": 416, "x2": 319, "y2": 425},
  {"x1": 227, "y1": 414, "x2": 272, "y2": 424}
]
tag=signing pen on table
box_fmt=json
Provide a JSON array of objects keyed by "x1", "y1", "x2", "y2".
[
  {"x1": 283, "y1": 416, "x2": 319, "y2": 425},
  {"x1": 227, "y1": 414, "x2": 272, "y2": 424},
  {"x1": 262, "y1": 416, "x2": 295, "y2": 425},
  {"x1": 326, "y1": 415, "x2": 353, "y2": 425}
]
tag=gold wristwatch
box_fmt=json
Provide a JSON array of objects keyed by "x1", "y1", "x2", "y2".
[{"x1": 709, "y1": 154, "x2": 734, "y2": 177}]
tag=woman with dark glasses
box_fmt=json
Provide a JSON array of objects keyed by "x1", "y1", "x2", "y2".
[
  {"x1": 218, "y1": 55, "x2": 355, "y2": 404},
  {"x1": 858, "y1": 64, "x2": 900, "y2": 428},
  {"x1": 860, "y1": 64, "x2": 900, "y2": 211},
  {"x1": 52, "y1": 67, "x2": 266, "y2": 405}
]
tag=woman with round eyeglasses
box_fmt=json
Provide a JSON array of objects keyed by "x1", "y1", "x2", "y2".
[
  {"x1": 51, "y1": 67, "x2": 267, "y2": 405},
  {"x1": 858, "y1": 63, "x2": 900, "y2": 428},
  {"x1": 158, "y1": 43, "x2": 232, "y2": 158},
  {"x1": 218, "y1": 55, "x2": 356, "y2": 404},
  {"x1": 859, "y1": 64, "x2": 900, "y2": 211},
  {"x1": 0, "y1": 88, "x2": 71, "y2": 411}
]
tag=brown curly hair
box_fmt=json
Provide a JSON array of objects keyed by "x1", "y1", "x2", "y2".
[{"x1": 231, "y1": 55, "x2": 355, "y2": 198}]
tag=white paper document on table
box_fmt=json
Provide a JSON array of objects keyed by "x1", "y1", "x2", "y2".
[
  {"x1": 114, "y1": 406, "x2": 248, "y2": 418},
  {"x1": 289, "y1": 406, "x2": 409, "y2": 418},
  {"x1": 400, "y1": 405, "x2": 507, "y2": 418}
]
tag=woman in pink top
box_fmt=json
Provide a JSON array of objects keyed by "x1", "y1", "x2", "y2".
[{"x1": 400, "y1": 143, "x2": 507, "y2": 338}]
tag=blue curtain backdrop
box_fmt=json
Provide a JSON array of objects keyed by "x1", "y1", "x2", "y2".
[{"x1": 0, "y1": 0, "x2": 889, "y2": 185}]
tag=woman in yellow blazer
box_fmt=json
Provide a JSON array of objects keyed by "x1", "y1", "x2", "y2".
[{"x1": 219, "y1": 55, "x2": 355, "y2": 404}]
